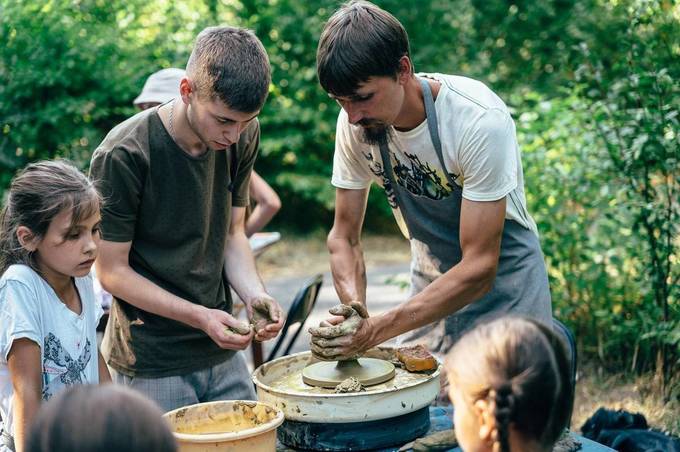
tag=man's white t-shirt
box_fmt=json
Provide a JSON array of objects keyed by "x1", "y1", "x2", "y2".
[
  {"x1": 0, "y1": 265, "x2": 103, "y2": 439},
  {"x1": 332, "y1": 73, "x2": 538, "y2": 237}
]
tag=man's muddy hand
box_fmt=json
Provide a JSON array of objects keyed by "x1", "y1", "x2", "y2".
[
  {"x1": 308, "y1": 301, "x2": 371, "y2": 361},
  {"x1": 203, "y1": 309, "x2": 254, "y2": 350},
  {"x1": 248, "y1": 294, "x2": 285, "y2": 341}
]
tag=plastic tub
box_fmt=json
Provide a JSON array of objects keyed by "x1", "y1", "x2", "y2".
[{"x1": 163, "y1": 400, "x2": 284, "y2": 452}]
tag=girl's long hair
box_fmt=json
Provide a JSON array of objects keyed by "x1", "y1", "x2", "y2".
[
  {"x1": 445, "y1": 317, "x2": 574, "y2": 452},
  {"x1": 0, "y1": 160, "x2": 101, "y2": 275}
]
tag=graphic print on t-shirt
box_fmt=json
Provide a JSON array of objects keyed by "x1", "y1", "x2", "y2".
[
  {"x1": 42, "y1": 332, "x2": 92, "y2": 400},
  {"x1": 362, "y1": 150, "x2": 398, "y2": 207},
  {"x1": 362, "y1": 149, "x2": 459, "y2": 204}
]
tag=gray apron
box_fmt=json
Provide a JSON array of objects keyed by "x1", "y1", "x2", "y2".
[{"x1": 378, "y1": 78, "x2": 552, "y2": 355}]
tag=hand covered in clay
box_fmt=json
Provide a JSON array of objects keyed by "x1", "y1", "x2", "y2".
[
  {"x1": 248, "y1": 294, "x2": 285, "y2": 341},
  {"x1": 204, "y1": 309, "x2": 254, "y2": 350},
  {"x1": 308, "y1": 301, "x2": 372, "y2": 361}
]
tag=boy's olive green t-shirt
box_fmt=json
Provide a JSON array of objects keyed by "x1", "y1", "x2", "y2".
[{"x1": 90, "y1": 107, "x2": 258, "y2": 377}]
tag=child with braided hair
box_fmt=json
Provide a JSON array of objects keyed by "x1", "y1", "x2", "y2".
[{"x1": 444, "y1": 317, "x2": 574, "y2": 452}]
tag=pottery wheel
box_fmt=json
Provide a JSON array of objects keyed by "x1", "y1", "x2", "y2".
[{"x1": 302, "y1": 358, "x2": 395, "y2": 388}]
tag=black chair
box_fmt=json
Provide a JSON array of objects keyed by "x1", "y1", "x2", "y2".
[
  {"x1": 553, "y1": 317, "x2": 578, "y2": 425},
  {"x1": 266, "y1": 273, "x2": 324, "y2": 363}
]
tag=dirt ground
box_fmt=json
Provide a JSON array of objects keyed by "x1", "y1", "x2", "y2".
[
  {"x1": 256, "y1": 232, "x2": 412, "y2": 281},
  {"x1": 573, "y1": 367, "x2": 679, "y2": 435},
  {"x1": 256, "y1": 233, "x2": 679, "y2": 435}
]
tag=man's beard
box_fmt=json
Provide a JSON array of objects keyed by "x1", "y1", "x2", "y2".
[{"x1": 358, "y1": 119, "x2": 391, "y2": 146}]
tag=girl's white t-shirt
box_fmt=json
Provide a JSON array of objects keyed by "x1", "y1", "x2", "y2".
[{"x1": 0, "y1": 264, "x2": 103, "y2": 438}]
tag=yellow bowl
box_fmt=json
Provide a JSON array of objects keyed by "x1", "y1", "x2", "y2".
[{"x1": 164, "y1": 400, "x2": 284, "y2": 452}]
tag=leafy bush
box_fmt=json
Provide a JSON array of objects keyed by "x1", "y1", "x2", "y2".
[
  {"x1": 572, "y1": 0, "x2": 679, "y2": 387},
  {"x1": 0, "y1": 0, "x2": 213, "y2": 187}
]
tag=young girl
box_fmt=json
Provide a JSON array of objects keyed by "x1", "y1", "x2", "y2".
[
  {"x1": 445, "y1": 317, "x2": 574, "y2": 452},
  {"x1": 0, "y1": 160, "x2": 111, "y2": 452}
]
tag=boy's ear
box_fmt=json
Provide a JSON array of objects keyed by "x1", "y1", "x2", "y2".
[
  {"x1": 16, "y1": 226, "x2": 38, "y2": 252},
  {"x1": 179, "y1": 77, "x2": 193, "y2": 102},
  {"x1": 474, "y1": 399, "x2": 497, "y2": 442}
]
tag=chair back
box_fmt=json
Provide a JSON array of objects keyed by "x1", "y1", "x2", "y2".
[
  {"x1": 552, "y1": 318, "x2": 577, "y2": 385},
  {"x1": 266, "y1": 274, "x2": 323, "y2": 362},
  {"x1": 553, "y1": 317, "x2": 578, "y2": 426}
]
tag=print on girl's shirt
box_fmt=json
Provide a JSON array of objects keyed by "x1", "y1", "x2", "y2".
[{"x1": 41, "y1": 333, "x2": 92, "y2": 400}]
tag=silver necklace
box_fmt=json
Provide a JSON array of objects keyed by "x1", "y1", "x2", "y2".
[{"x1": 168, "y1": 99, "x2": 176, "y2": 139}]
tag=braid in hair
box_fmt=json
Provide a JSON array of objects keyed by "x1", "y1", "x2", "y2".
[{"x1": 492, "y1": 383, "x2": 514, "y2": 452}]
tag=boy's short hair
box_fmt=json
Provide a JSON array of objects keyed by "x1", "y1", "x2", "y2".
[
  {"x1": 316, "y1": 0, "x2": 411, "y2": 96},
  {"x1": 187, "y1": 26, "x2": 271, "y2": 113}
]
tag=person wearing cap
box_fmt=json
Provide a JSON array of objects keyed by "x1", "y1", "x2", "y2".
[
  {"x1": 89, "y1": 27, "x2": 285, "y2": 412},
  {"x1": 133, "y1": 68, "x2": 186, "y2": 111}
]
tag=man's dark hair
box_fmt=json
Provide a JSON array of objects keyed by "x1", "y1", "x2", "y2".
[
  {"x1": 187, "y1": 26, "x2": 271, "y2": 113},
  {"x1": 316, "y1": 1, "x2": 411, "y2": 96}
]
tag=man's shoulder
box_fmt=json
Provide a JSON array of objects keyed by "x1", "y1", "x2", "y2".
[
  {"x1": 334, "y1": 109, "x2": 371, "y2": 152},
  {"x1": 92, "y1": 109, "x2": 155, "y2": 164},
  {"x1": 428, "y1": 73, "x2": 508, "y2": 113},
  {"x1": 235, "y1": 117, "x2": 260, "y2": 154}
]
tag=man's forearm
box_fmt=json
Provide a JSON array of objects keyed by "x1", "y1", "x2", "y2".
[
  {"x1": 98, "y1": 264, "x2": 207, "y2": 330},
  {"x1": 328, "y1": 234, "x2": 367, "y2": 305},
  {"x1": 368, "y1": 257, "x2": 496, "y2": 347},
  {"x1": 224, "y1": 231, "x2": 267, "y2": 302},
  {"x1": 244, "y1": 205, "x2": 276, "y2": 237}
]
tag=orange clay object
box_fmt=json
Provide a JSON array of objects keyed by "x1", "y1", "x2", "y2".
[{"x1": 396, "y1": 344, "x2": 438, "y2": 372}]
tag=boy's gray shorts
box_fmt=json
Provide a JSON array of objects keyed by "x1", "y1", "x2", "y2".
[{"x1": 109, "y1": 351, "x2": 256, "y2": 413}]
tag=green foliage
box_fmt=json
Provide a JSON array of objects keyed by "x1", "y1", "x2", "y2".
[
  {"x1": 516, "y1": 91, "x2": 678, "y2": 376},
  {"x1": 571, "y1": 0, "x2": 679, "y2": 385},
  {"x1": 1, "y1": 0, "x2": 136, "y2": 172},
  {"x1": 513, "y1": 0, "x2": 679, "y2": 384},
  {"x1": 0, "y1": 0, "x2": 212, "y2": 181},
  {"x1": 230, "y1": 0, "x2": 338, "y2": 230}
]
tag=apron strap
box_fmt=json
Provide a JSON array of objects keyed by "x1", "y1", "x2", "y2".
[
  {"x1": 379, "y1": 78, "x2": 455, "y2": 192},
  {"x1": 419, "y1": 78, "x2": 458, "y2": 190},
  {"x1": 377, "y1": 76, "x2": 455, "y2": 238}
]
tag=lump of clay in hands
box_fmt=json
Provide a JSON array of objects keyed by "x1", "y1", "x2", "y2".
[
  {"x1": 334, "y1": 377, "x2": 365, "y2": 393},
  {"x1": 396, "y1": 344, "x2": 438, "y2": 372},
  {"x1": 225, "y1": 321, "x2": 252, "y2": 336},
  {"x1": 310, "y1": 303, "x2": 368, "y2": 362},
  {"x1": 251, "y1": 300, "x2": 276, "y2": 332}
]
